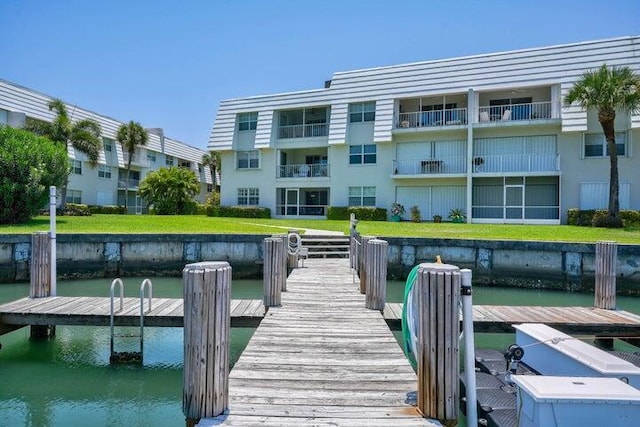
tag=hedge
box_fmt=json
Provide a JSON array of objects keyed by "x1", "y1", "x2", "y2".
[
  {"x1": 88, "y1": 205, "x2": 126, "y2": 215},
  {"x1": 327, "y1": 206, "x2": 387, "y2": 221},
  {"x1": 567, "y1": 208, "x2": 640, "y2": 227},
  {"x1": 206, "y1": 205, "x2": 271, "y2": 218}
]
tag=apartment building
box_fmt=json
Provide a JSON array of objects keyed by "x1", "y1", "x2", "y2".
[
  {"x1": 211, "y1": 36, "x2": 640, "y2": 224},
  {"x1": 0, "y1": 79, "x2": 212, "y2": 213}
]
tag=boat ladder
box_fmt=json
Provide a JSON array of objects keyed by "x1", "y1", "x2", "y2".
[{"x1": 109, "y1": 278, "x2": 153, "y2": 364}]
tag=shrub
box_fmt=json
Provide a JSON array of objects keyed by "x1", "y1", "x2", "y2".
[
  {"x1": 592, "y1": 211, "x2": 624, "y2": 228},
  {"x1": 410, "y1": 205, "x2": 421, "y2": 222},
  {"x1": 621, "y1": 210, "x2": 640, "y2": 227},
  {"x1": 138, "y1": 167, "x2": 200, "y2": 215},
  {"x1": 0, "y1": 126, "x2": 68, "y2": 224},
  {"x1": 207, "y1": 205, "x2": 271, "y2": 218},
  {"x1": 327, "y1": 206, "x2": 386, "y2": 221},
  {"x1": 62, "y1": 203, "x2": 92, "y2": 216},
  {"x1": 568, "y1": 208, "x2": 639, "y2": 227},
  {"x1": 88, "y1": 205, "x2": 126, "y2": 214}
]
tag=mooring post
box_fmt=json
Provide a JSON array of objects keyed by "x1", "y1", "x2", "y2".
[
  {"x1": 182, "y1": 261, "x2": 231, "y2": 427},
  {"x1": 29, "y1": 231, "x2": 55, "y2": 339},
  {"x1": 594, "y1": 241, "x2": 617, "y2": 349},
  {"x1": 358, "y1": 236, "x2": 373, "y2": 294},
  {"x1": 263, "y1": 237, "x2": 282, "y2": 307},
  {"x1": 416, "y1": 262, "x2": 460, "y2": 423},
  {"x1": 365, "y1": 239, "x2": 387, "y2": 310}
]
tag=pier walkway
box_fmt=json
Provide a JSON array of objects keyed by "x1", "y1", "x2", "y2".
[{"x1": 205, "y1": 257, "x2": 437, "y2": 426}]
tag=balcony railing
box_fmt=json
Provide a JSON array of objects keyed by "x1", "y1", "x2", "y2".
[
  {"x1": 123, "y1": 152, "x2": 150, "y2": 167},
  {"x1": 278, "y1": 123, "x2": 328, "y2": 139},
  {"x1": 278, "y1": 163, "x2": 329, "y2": 178},
  {"x1": 397, "y1": 108, "x2": 468, "y2": 129},
  {"x1": 392, "y1": 156, "x2": 467, "y2": 175},
  {"x1": 478, "y1": 101, "x2": 556, "y2": 123},
  {"x1": 472, "y1": 154, "x2": 560, "y2": 173},
  {"x1": 118, "y1": 178, "x2": 140, "y2": 189}
]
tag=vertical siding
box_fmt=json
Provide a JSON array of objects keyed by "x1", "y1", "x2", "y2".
[
  {"x1": 328, "y1": 103, "x2": 348, "y2": 145},
  {"x1": 373, "y1": 99, "x2": 394, "y2": 143},
  {"x1": 255, "y1": 110, "x2": 274, "y2": 148}
]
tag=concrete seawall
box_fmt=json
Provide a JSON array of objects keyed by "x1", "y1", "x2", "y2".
[{"x1": 1, "y1": 234, "x2": 638, "y2": 294}]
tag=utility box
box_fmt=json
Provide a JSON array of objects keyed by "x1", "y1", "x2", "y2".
[
  {"x1": 514, "y1": 323, "x2": 640, "y2": 388},
  {"x1": 512, "y1": 375, "x2": 640, "y2": 427}
]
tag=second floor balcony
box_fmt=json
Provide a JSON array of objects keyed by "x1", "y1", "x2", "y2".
[
  {"x1": 278, "y1": 123, "x2": 328, "y2": 139},
  {"x1": 478, "y1": 101, "x2": 558, "y2": 123},
  {"x1": 278, "y1": 163, "x2": 330, "y2": 178},
  {"x1": 392, "y1": 156, "x2": 467, "y2": 176},
  {"x1": 472, "y1": 154, "x2": 560, "y2": 173},
  {"x1": 397, "y1": 107, "x2": 468, "y2": 129},
  {"x1": 117, "y1": 178, "x2": 140, "y2": 189},
  {"x1": 123, "y1": 152, "x2": 150, "y2": 167}
]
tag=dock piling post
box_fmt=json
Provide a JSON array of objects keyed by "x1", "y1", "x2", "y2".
[
  {"x1": 358, "y1": 236, "x2": 373, "y2": 294},
  {"x1": 416, "y1": 262, "x2": 460, "y2": 423},
  {"x1": 594, "y1": 240, "x2": 617, "y2": 309},
  {"x1": 263, "y1": 238, "x2": 282, "y2": 307},
  {"x1": 365, "y1": 239, "x2": 387, "y2": 310},
  {"x1": 29, "y1": 231, "x2": 55, "y2": 339},
  {"x1": 183, "y1": 261, "x2": 231, "y2": 426}
]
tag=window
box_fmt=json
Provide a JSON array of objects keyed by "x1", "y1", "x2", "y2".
[
  {"x1": 238, "y1": 112, "x2": 258, "y2": 131},
  {"x1": 349, "y1": 144, "x2": 376, "y2": 165},
  {"x1": 238, "y1": 188, "x2": 259, "y2": 205},
  {"x1": 237, "y1": 150, "x2": 260, "y2": 169},
  {"x1": 206, "y1": 184, "x2": 213, "y2": 193},
  {"x1": 147, "y1": 152, "x2": 156, "y2": 163},
  {"x1": 71, "y1": 159, "x2": 82, "y2": 175},
  {"x1": 103, "y1": 138, "x2": 113, "y2": 152},
  {"x1": 165, "y1": 155, "x2": 175, "y2": 166},
  {"x1": 349, "y1": 102, "x2": 376, "y2": 123},
  {"x1": 584, "y1": 132, "x2": 626, "y2": 157},
  {"x1": 198, "y1": 164, "x2": 203, "y2": 173},
  {"x1": 179, "y1": 160, "x2": 191, "y2": 169},
  {"x1": 0, "y1": 108, "x2": 8, "y2": 124},
  {"x1": 98, "y1": 165, "x2": 112, "y2": 179},
  {"x1": 66, "y1": 189, "x2": 82, "y2": 204},
  {"x1": 349, "y1": 186, "x2": 376, "y2": 206}
]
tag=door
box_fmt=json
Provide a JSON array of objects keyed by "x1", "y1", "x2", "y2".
[
  {"x1": 135, "y1": 195, "x2": 143, "y2": 215},
  {"x1": 286, "y1": 188, "x2": 299, "y2": 216},
  {"x1": 505, "y1": 185, "x2": 524, "y2": 222}
]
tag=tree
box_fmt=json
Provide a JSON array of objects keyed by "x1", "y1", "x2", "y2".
[
  {"x1": 116, "y1": 121, "x2": 148, "y2": 213},
  {"x1": 25, "y1": 98, "x2": 102, "y2": 209},
  {"x1": 0, "y1": 126, "x2": 68, "y2": 224},
  {"x1": 201, "y1": 150, "x2": 221, "y2": 193},
  {"x1": 138, "y1": 167, "x2": 200, "y2": 215},
  {"x1": 564, "y1": 64, "x2": 640, "y2": 226}
]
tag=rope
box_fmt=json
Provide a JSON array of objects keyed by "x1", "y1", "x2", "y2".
[{"x1": 287, "y1": 232, "x2": 301, "y2": 256}]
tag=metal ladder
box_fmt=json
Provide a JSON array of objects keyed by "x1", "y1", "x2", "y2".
[{"x1": 109, "y1": 278, "x2": 153, "y2": 363}]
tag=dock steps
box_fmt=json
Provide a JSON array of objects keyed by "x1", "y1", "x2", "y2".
[{"x1": 301, "y1": 235, "x2": 350, "y2": 258}]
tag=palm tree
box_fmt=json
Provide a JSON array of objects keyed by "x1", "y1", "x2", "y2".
[
  {"x1": 25, "y1": 98, "x2": 102, "y2": 209},
  {"x1": 116, "y1": 121, "x2": 148, "y2": 213},
  {"x1": 564, "y1": 64, "x2": 640, "y2": 226},
  {"x1": 201, "y1": 150, "x2": 221, "y2": 192}
]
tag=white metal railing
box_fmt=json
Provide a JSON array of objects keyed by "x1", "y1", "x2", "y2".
[
  {"x1": 278, "y1": 163, "x2": 330, "y2": 178},
  {"x1": 478, "y1": 101, "x2": 555, "y2": 123},
  {"x1": 471, "y1": 154, "x2": 560, "y2": 173},
  {"x1": 397, "y1": 108, "x2": 468, "y2": 128},
  {"x1": 118, "y1": 178, "x2": 140, "y2": 188},
  {"x1": 392, "y1": 156, "x2": 467, "y2": 175},
  {"x1": 278, "y1": 123, "x2": 328, "y2": 139},
  {"x1": 123, "y1": 152, "x2": 150, "y2": 167}
]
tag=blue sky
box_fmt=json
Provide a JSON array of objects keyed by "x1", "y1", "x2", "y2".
[{"x1": 1, "y1": 0, "x2": 639, "y2": 150}]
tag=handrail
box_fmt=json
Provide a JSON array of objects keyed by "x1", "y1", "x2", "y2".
[
  {"x1": 109, "y1": 278, "x2": 124, "y2": 357},
  {"x1": 139, "y1": 278, "x2": 153, "y2": 360}
]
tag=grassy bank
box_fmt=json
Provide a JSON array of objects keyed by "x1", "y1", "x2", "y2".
[{"x1": 1, "y1": 215, "x2": 639, "y2": 244}]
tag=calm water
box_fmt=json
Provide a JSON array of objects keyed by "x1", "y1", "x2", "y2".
[{"x1": 1, "y1": 277, "x2": 639, "y2": 426}]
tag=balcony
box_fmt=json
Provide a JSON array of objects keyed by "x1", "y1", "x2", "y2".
[
  {"x1": 397, "y1": 107, "x2": 468, "y2": 129},
  {"x1": 118, "y1": 178, "x2": 140, "y2": 189},
  {"x1": 278, "y1": 163, "x2": 330, "y2": 178},
  {"x1": 123, "y1": 152, "x2": 150, "y2": 167},
  {"x1": 471, "y1": 154, "x2": 560, "y2": 173},
  {"x1": 478, "y1": 101, "x2": 558, "y2": 123},
  {"x1": 392, "y1": 156, "x2": 467, "y2": 176},
  {"x1": 278, "y1": 123, "x2": 328, "y2": 139}
]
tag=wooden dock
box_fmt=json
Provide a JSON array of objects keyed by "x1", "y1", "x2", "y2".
[
  {"x1": 383, "y1": 303, "x2": 640, "y2": 337},
  {"x1": 206, "y1": 257, "x2": 437, "y2": 426},
  {"x1": 0, "y1": 297, "x2": 264, "y2": 335}
]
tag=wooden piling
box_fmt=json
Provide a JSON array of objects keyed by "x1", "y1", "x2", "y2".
[
  {"x1": 595, "y1": 241, "x2": 617, "y2": 310},
  {"x1": 30, "y1": 232, "x2": 55, "y2": 339},
  {"x1": 263, "y1": 238, "x2": 282, "y2": 307},
  {"x1": 416, "y1": 262, "x2": 460, "y2": 423},
  {"x1": 358, "y1": 236, "x2": 373, "y2": 294},
  {"x1": 365, "y1": 239, "x2": 387, "y2": 311},
  {"x1": 183, "y1": 261, "x2": 231, "y2": 426}
]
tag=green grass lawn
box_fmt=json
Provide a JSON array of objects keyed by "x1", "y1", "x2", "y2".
[{"x1": 1, "y1": 215, "x2": 639, "y2": 244}]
